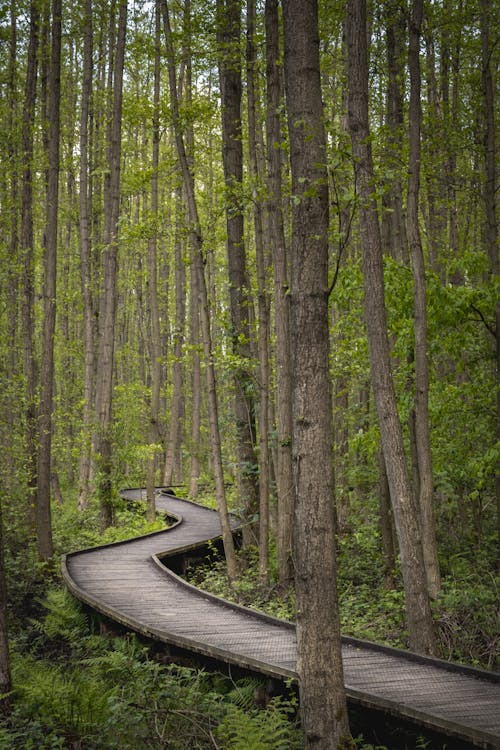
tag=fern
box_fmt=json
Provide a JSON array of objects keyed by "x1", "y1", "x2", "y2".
[{"x1": 216, "y1": 698, "x2": 302, "y2": 750}]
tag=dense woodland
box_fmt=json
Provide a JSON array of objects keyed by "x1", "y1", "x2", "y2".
[{"x1": 0, "y1": 0, "x2": 498, "y2": 747}]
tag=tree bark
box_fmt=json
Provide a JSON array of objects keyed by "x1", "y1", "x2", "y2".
[
  {"x1": 265, "y1": 0, "x2": 294, "y2": 588},
  {"x1": 77, "y1": 0, "x2": 94, "y2": 511},
  {"x1": 0, "y1": 499, "x2": 11, "y2": 712},
  {"x1": 146, "y1": 0, "x2": 162, "y2": 521},
  {"x1": 480, "y1": 0, "x2": 500, "y2": 568},
  {"x1": 216, "y1": 0, "x2": 259, "y2": 546},
  {"x1": 163, "y1": 188, "x2": 186, "y2": 487},
  {"x1": 161, "y1": 0, "x2": 238, "y2": 582},
  {"x1": 20, "y1": 0, "x2": 39, "y2": 531},
  {"x1": 346, "y1": 0, "x2": 436, "y2": 655},
  {"x1": 283, "y1": 0, "x2": 352, "y2": 746},
  {"x1": 94, "y1": 0, "x2": 127, "y2": 531},
  {"x1": 37, "y1": 0, "x2": 62, "y2": 561},
  {"x1": 407, "y1": 0, "x2": 441, "y2": 598},
  {"x1": 246, "y1": 0, "x2": 271, "y2": 582}
]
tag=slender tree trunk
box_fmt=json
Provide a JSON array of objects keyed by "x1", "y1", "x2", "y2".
[
  {"x1": 407, "y1": 0, "x2": 440, "y2": 598},
  {"x1": 78, "y1": 0, "x2": 94, "y2": 511},
  {"x1": 37, "y1": 0, "x2": 62, "y2": 561},
  {"x1": 163, "y1": 188, "x2": 186, "y2": 487},
  {"x1": 146, "y1": 0, "x2": 162, "y2": 521},
  {"x1": 265, "y1": 0, "x2": 294, "y2": 588},
  {"x1": 94, "y1": 0, "x2": 127, "y2": 531},
  {"x1": 246, "y1": 0, "x2": 271, "y2": 582},
  {"x1": 217, "y1": 0, "x2": 259, "y2": 546},
  {"x1": 283, "y1": 0, "x2": 352, "y2": 746},
  {"x1": 20, "y1": 0, "x2": 39, "y2": 531},
  {"x1": 0, "y1": 499, "x2": 11, "y2": 713},
  {"x1": 161, "y1": 0, "x2": 238, "y2": 582},
  {"x1": 346, "y1": 0, "x2": 436, "y2": 655},
  {"x1": 480, "y1": 0, "x2": 500, "y2": 568}
]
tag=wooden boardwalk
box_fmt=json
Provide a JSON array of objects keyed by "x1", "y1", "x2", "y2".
[{"x1": 62, "y1": 489, "x2": 500, "y2": 749}]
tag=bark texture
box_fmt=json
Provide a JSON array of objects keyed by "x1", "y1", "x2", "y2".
[
  {"x1": 346, "y1": 0, "x2": 436, "y2": 655},
  {"x1": 283, "y1": 0, "x2": 351, "y2": 746}
]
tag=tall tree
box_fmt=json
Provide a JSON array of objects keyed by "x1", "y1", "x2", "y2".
[
  {"x1": 36, "y1": 0, "x2": 62, "y2": 560},
  {"x1": 216, "y1": 0, "x2": 259, "y2": 545},
  {"x1": 161, "y1": 0, "x2": 238, "y2": 582},
  {"x1": 20, "y1": 0, "x2": 39, "y2": 530},
  {"x1": 94, "y1": 0, "x2": 127, "y2": 531},
  {"x1": 246, "y1": 0, "x2": 271, "y2": 582},
  {"x1": 77, "y1": 0, "x2": 95, "y2": 511},
  {"x1": 346, "y1": 0, "x2": 436, "y2": 654},
  {"x1": 146, "y1": 0, "x2": 162, "y2": 521},
  {"x1": 480, "y1": 0, "x2": 499, "y2": 566},
  {"x1": 265, "y1": 0, "x2": 294, "y2": 587},
  {"x1": 283, "y1": 0, "x2": 351, "y2": 746},
  {"x1": 407, "y1": 0, "x2": 440, "y2": 598}
]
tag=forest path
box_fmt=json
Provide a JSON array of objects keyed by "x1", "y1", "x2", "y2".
[{"x1": 62, "y1": 489, "x2": 500, "y2": 749}]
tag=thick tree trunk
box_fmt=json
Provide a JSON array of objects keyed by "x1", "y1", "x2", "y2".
[
  {"x1": 346, "y1": 0, "x2": 436, "y2": 655},
  {"x1": 265, "y1": 0, "x2": 294, "y2": 588},
  {"x1": 162, "y1": 0, "x2": 238, "y2": 582},
  {"x1": 283, "y1": 0, "x2": 351, "y2": 746},
  {"x1": 77, "y1": 0, "x2": 94, "y2": 511},
  {"x1": 407, "y1": 0, "x2": 441, "y2": 598},
  {"x1": 37, "y1": 0, "x2": 62, "y2": 561},
  {"x1": 216, "y1": 0, "x2": 259, "y2": 546}
]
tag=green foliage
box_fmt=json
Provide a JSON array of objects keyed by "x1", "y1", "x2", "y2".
[{"x1": 216, "y1": 695, "x2": 302, "y2": 750}]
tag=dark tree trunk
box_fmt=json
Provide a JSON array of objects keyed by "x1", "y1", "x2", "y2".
[
  {"x1": 94, "y1": 0, "x2": 127, "y2": 531},
  {"x1": 283, "y1": 0, "x2": 352, "y2": 746},
  {"x1": 216, "y1": 0, "x2": 259, "y2": 546},
  {"x1": 480, "y1": 0, "x2": 500, "y2": 568},
  {"x1": 346, "y1": 0, "x2": 436, "y2": 655},
  {"x1": 247, "y1": 0, "x2": 271, "y2": 582},
  {"x1": 78, "y1": 0, "x2": 95, "y2": 511},
  {"x1": 407, "y1": 0, "x2": 440, "y2": 598},
  {"x1": 0, "y1": 500, "x2": 11, "y2": 713},
  {"x1": 146, "y1": 0, "x2": 162, "y2": 521},
  {"x1": 265, "y1": 0, "x2": 294, "y2": 587},
  {"x1": 20, "y1": 0, "x2": 39, "y2": 531},
  {"x1": 37, "y1": 0, "x2": 62, "y2": 561}
]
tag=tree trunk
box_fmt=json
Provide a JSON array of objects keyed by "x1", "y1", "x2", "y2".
[
  {"x1": 161, "y1": 0, "x2": 238, "y2": 583},
  {"x1": 94, "y1": 0, "x2": 127, "y2": 532},
  {"x1": 20, "y1": 0, "x2": 39, "y2": 531},
  {"x1": 78, "y1": 0, "x2": 95, "y2": 511},
  {"x1": 265, "y1": 0, "x2": 294, "y2": 588},
  {"x1": 37, "y1": 0, "x2": 62, "y2": 561},
  {"x1": 146, "y1": 0, "x2": 162, "y2": 521},
  {"x1": 283, "y1": 0, "x2": 352, "y2": 746},
  {"x1": 407, "y1": 0, "x2": 441, "y2": 598},
  {"x1": 246, "y1": 0, "x2": 271, "y2": 582},
  {"x1": 346, "y1": 0, "x2": 436, "y2": 655},
  {"x1": 480, "y1": 0, "x2": 500, "y2": 568},
  {"x1": 216, "y1": 0, "x2": 259, "y2": 546},
  {"x1": 0, "y1": 499, "x2": 11, "y2": 713},
  {"x1": 163, "y1": 188, "x2": 186, "y2": 487}
]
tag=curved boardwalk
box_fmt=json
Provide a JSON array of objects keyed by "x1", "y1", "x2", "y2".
[{"x1": 62, "y1": 489, "x2": 500, "y2": 749}]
